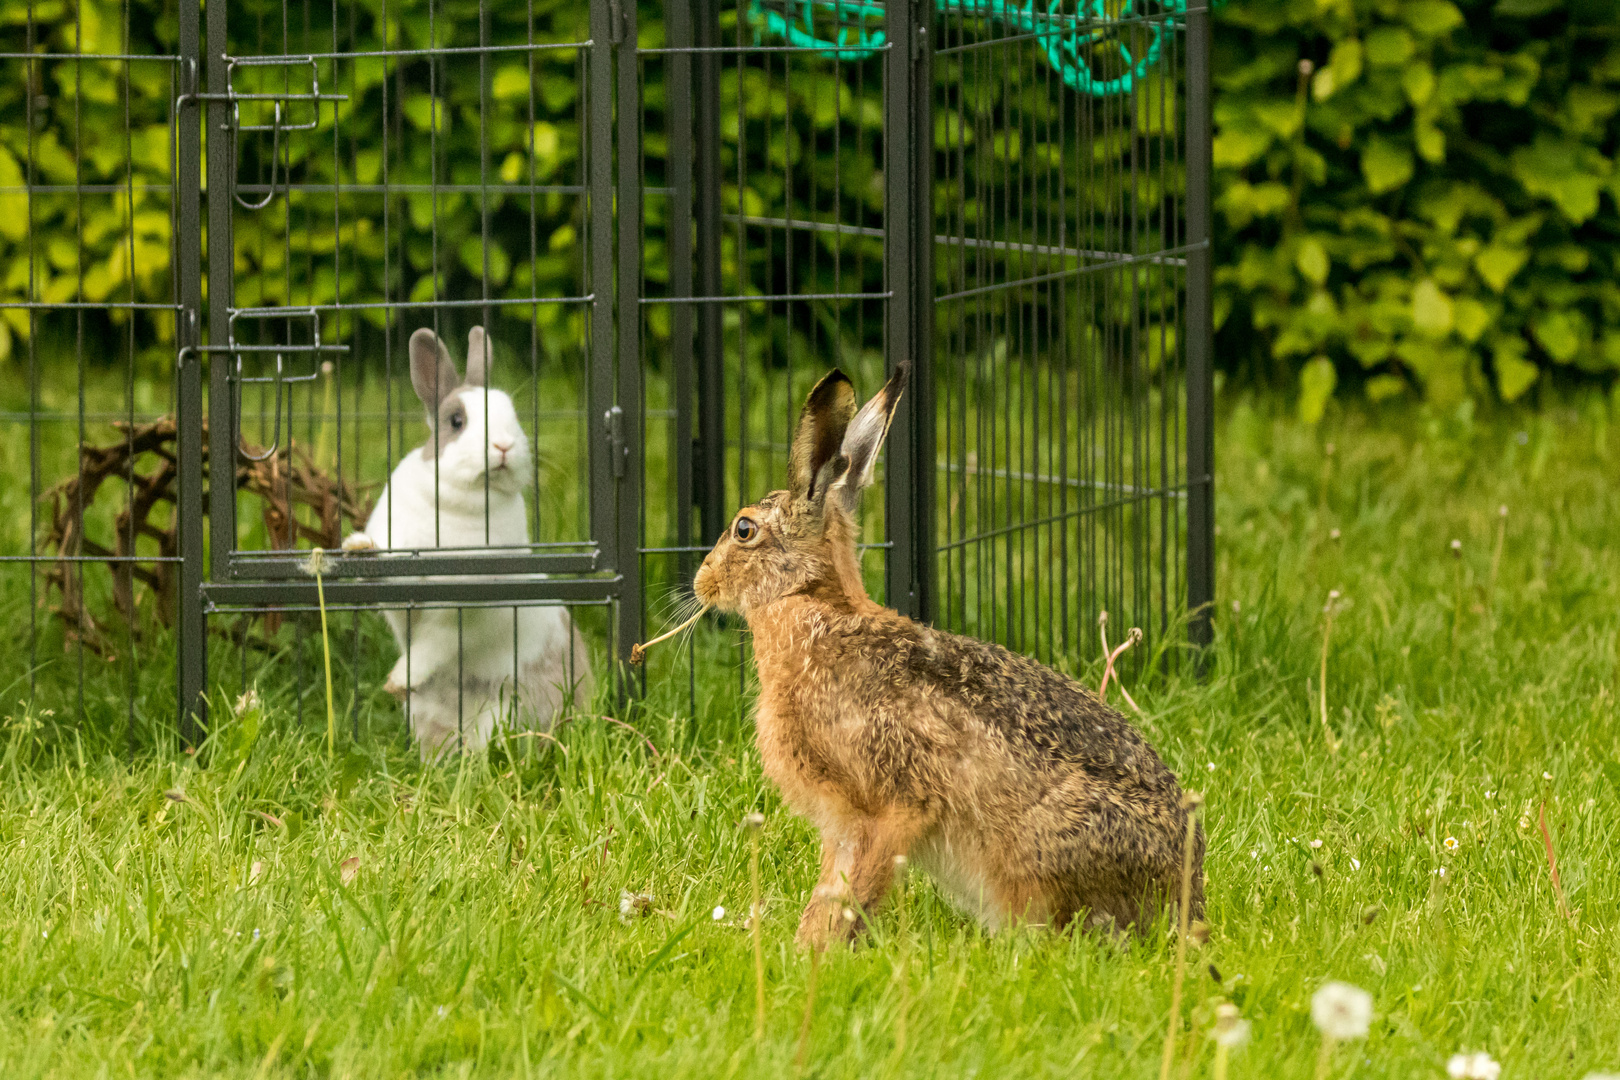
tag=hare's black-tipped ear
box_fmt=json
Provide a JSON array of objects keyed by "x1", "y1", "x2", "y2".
[
  {"x1": 832, "y1": 363, "x2": 907, "y2": 513},
  {"x1": 409, "y1": 328, "x2": 461, "y2": 413},
  {"x1": 465, "y1": 326, "x2": 492, "y2": 388},
  {"x1": 789, "y1": 369, "x2": 857, "y2": 502}
]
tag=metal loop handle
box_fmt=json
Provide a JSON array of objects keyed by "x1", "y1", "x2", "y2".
[
  {"x1": 235, "y1": 352, "x2": 284, "y2": 463},
  {"x1": 232, "y1": 101, "x2": 282, "y2": 211}
]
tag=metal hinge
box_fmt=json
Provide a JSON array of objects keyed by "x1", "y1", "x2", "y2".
[
  {"x1": 604, "y1": 405, "x2": 627, "y2": 479},
  {"x1": 607, "y1": 0, "x2": 626, "y2": 45}
]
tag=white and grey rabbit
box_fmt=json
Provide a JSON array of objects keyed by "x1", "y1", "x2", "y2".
[{"x1": 343, "y1": 325, "x2": 592, "y2": 756}]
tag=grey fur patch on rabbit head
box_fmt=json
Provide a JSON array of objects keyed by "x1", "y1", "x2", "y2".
[{"x1": 694, "y1": 365, "x2": 906, "y2": 615}]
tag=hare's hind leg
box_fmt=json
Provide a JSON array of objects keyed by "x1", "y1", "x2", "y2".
[{"x1": 796, "y1": 808, "x2": 929, "y2": 950}]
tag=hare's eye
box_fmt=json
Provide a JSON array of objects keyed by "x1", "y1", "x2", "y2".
[{"x1": 733, "y1": 517, "x2": 758, "y2": 543}]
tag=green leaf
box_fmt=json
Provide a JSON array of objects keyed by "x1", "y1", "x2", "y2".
[
  {"x1": 1474, "y1": 246, "x2": 1528, "y2": 293},
  {"x1": 1415, "y1": 121, "x2": 1446, "y2": 164},
  {"x1": 1532, "y1": 309, "x2": 1588, "y2": 363},
  {"x1": 1494, "y1": 0, "x2": 1561, "y2": 15},
  {"x1": 1365, "y1": 27, "x2": 1415, "y2": 67},
  {"x1": 1403, "y1": 0, "x2": 1465, "y2": 36},
  {"x1": 402, "y1": 94, "x2": 449, "y2": 134},
  {"x1": 1362, "y1": 136, "x2": 1414, "y2": 194},
  {"x1": 1403, "y1": 64, "x2": 1436, "y2": 106},
  {"x1": 1411, "y1": 279, "x2": 1454, "y2": 336},
  {"x1": 492, "y1": 65, "x2": 532, "y2": 102},
  {"x1": 1298, "y1": 356, "x2": 1337, "y2": 425},
  {"x1": 1493, "y1": 336, "x2": 1539, "y2": 401},
  {"x1": 1454, "y1": 297, "x2": 1491, "y2": 343},
  {"x1": 1295, "y1": 237, "x2": 1330, "y2": 286},
  {"x1": 1511, "y1": 135, "x2": 1609, "y2": 224},
  {"x1": 1365, "y1": 374, "x2": 1408, "y2": 401}
]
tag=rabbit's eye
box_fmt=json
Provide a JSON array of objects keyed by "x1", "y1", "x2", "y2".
[
  {"x1": 449, "y1": 411, "x2": 465, "y2": 431},
  {"x1": 733, "y1": 517, "x2": 759, "y2": 543}
]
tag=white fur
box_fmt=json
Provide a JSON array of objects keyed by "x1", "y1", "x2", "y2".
[{"x1": 347, "y1": 331, "x2": 592, "y2": 756}]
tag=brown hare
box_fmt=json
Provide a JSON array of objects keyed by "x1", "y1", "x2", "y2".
[{"x1": 689, "y1": 364, "x2": 1204, "y2": 948}]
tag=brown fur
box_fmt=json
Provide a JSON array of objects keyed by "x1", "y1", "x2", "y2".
[{"x1": 693, "y1": 366, "x2": 1204, "y2": 948}]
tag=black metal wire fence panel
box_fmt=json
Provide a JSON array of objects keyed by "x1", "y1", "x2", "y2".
[
  {"x1": 931, "y1": 1, "x2": 1198, "y2": 672},
  {"x1": 1, "y1": 0, "x2": 1209, "y2": 744}
]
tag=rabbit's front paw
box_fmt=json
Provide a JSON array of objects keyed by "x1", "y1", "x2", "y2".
[
  {"x1": 384, "y1": 658, "x2": 420, "y2": 697},
  {"x1": 341, "y1": 531, "x2": 376, "y2": 552}
]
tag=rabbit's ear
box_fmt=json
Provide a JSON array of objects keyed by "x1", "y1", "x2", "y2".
[
  {"x1": 789, "y1": 369, "x2": 857, "y2": 503},
  {"x1": 832, "y1": 363, "x2": 907, "y2": 513},
  {"x1": 409, "y1": 328, "x2": 461, "y2": 412},
  {"x1": 465, "y1": 326, "x2": 492, "y2": 388}
]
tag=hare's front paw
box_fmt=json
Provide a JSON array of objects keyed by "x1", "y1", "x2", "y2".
[
  {"x1": 341, "y1": 531, "x2": 376, "y2": 552},
  {"x1": 795, "y1": 896, "x2": 859, "y2": 950}
]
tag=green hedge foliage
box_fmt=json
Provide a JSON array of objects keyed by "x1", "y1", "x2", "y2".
[
  {"x1": 1213, "y1": 0, "x2": 1620, "y2": 414},
  {"x1": 6, "y1": 0, "x2": 1619, "y2": 414}
]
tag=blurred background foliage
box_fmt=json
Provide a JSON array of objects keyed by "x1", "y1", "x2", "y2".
[
  {"x1": 3, "y1": 0, "x2": 1619, "y2": 413},
  {"x1": 1213, "y1": 0, "x2": 1620, "y2": 416}
]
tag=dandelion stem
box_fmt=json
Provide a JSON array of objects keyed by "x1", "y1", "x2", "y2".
[
  {"x1": 1315, "y1": 1036, "x2": 1335, "y2": 1080},
  {"x1": 1159, "y1": 794, "x2": 1202, "y2": 1080},
  {"x1": 892, "y1": 856, "x2": 910, "y2": 1062},
  {"x1": 1319, "y1": 593, "x2": 1341, "y2": 755},
  {"x1": 310, "y1": 550, "x2": 337, "y2": 759},
  {"x1": 1488, "y1": 506, "x2": 1507, "y2": 617},
  {"x1": 1537, "y1": 801, "x2": 1571, "y2": 920},
  {"x1": 750, "y1": 819, "x2": 766, "y2": 1040},
  {"x1": 795, "y1": 938, "x2": 820, "y2": 1072},
  {"x1": 1214, "y1": 1043, "x2": 1229, "y2": 1080},
  {"x1": 630, "y1": 606, "x2": 709, "y2": 665}
]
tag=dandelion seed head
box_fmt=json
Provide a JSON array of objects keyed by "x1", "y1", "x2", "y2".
[
  {"x1": 1311, "y1": 981, "x2": 1373, "y2": 1040},
  {"x1": 842, "y1": 907, "x2": 856, "y2": 923},
  {"x1": 1231, "y1": 600, "x2": 1242, "y2": 614},
  {"x1": 301, "y1": 547, "x2": 333, "y2": 577},
  {"x1": 1447, "y1": 1052, "x2": 1501, "y2": 1080},
  {"x1": 1214, "y1": 1003, "x2": 1250, "y2": 1048},
  {"x1": 1207, "y1": 761, "x2": 1217, "y2": 772},
  {"x1": 741, "y1": 812, "x2": 765, "y2": 830},
  {"x1": 1329, "y1": 528, "x2": 1341, "y2": 541},
  {"x1": 1498, "y1": 505, "x2": 1508, "y2": 518},
  {"x1": 711, "y1": 906, "x2": 726, "y2": 921},
  {"x1": 1298, "y1": 58, "x2": 1314, "y2": 76}
]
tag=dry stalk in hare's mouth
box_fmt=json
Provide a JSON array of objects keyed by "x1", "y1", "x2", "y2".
[{"x1": 629, "y1": 606, "x2": 709, "y2": 665}]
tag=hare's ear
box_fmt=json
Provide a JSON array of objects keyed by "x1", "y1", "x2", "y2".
[
  {"x1": 409, "y1": 328, "x2": 461, "y2": 412},
  {"x1": 832, "y1": 363, "x2": 907, "y2": 513},
  {"x1": 465, "y1": 326, "x2": 492, "y2": 388},
  {"x1": 789, "y1": 369, "x2": 857, "y2": 503}
]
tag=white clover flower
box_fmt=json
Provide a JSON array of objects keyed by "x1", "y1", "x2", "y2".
[
  {"x1": 1310, "y1": 839, "x2": 1324, "y2": 849},
  {"x1": 1484, "y1": 791, "x2": 1495, "y2": 800},
  {"x1": 1444, "y1": 836, "x2": 1460, "y2": 852},
  {"x1": 1543, "y1": 772, "x2": 1553, "y2": 781},
  {"x1": 1207, "y1": 762, "x2": 1217, "y2": 772},
  {"x1": 1447, "y1": 1052, "x2": 1501, "y2": 1080},
  {"x1": 1434, "y1": 867, "x2": 1447, "y2": 878},
  {"x1": 711, "y1": 905, "x2": 726, "y2": 921},
  {"x1": 1311, "y1": 981, "x2": 1372, "y2": 1040}
]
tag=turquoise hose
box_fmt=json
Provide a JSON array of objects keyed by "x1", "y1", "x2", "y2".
[{"x1": 744, "y1": 0, "x2": 1194, "y2": 96}]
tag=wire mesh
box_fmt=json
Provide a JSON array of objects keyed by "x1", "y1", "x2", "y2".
[{"x1": 1, "y1": 0, "x2": 1209, "y2": 749}]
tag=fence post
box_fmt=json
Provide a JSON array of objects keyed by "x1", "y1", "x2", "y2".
[
  {"x1": 883, "y1": 0, "x2": 936, "y2": 624},
  {"x1": 616, "y1": 0, "x2": 644, "y2": 668},
  {"x1": 693, "y1": 0, "x2": 726, "y2": 544},
  {"x1": 175, "y1": 0, "x2": 207, "y2": 741},
  {"x1": 1185, "y1": 4, "x2": 1216, "y2": 657}
]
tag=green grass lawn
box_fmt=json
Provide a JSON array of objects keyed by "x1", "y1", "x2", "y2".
[{"x1": 3, "y1": 390, "x2": 1620, "y2": 1078}]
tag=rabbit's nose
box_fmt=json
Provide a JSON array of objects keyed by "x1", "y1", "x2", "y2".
[{"x1": 492, "y1": 440, "x2": 513, "y2": 455}]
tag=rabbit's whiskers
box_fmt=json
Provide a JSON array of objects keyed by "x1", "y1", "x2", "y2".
[{"x1": 630, "y1": 606, "x2": 709, "y2": 665}]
